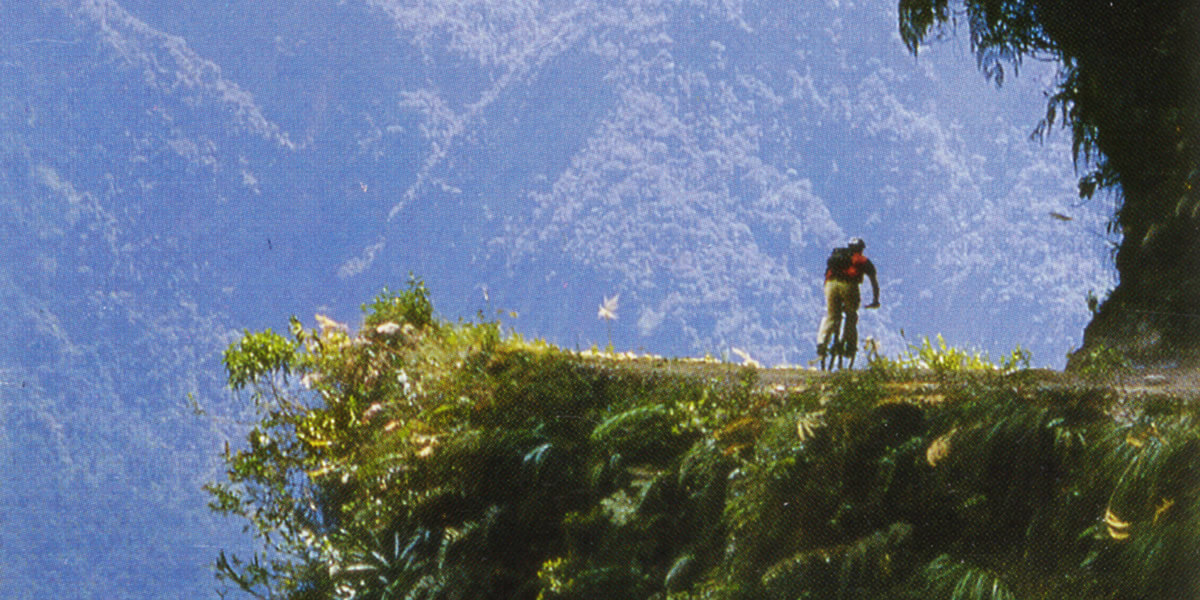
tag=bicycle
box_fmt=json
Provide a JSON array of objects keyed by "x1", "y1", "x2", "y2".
[
  {"x1": 819, "y1": 301, "x2": 877, "y2": 371},
  {"x1": 821, "y1": 322, "x2": 857, "y2": 371}
]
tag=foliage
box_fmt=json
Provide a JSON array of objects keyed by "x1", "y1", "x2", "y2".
[
  {"x1": 208, "y1": 284, "x2": 1200, "y2": 600},
  {"x1": 868, "y1": 334, "x2": 1030, "y2": 378},
  {"x1": 899, "y1": 0, "x2": 1198, "y2": 204},
  {"x1": 1073, "y1": 344, "x2": 1133, "y2": 383},
  {"x1": 362, "y1": 273, "x2": 435, "y2": 330},
  {"x1": 223, "y1": 329, "x2": 298, "y2": 390},
  {"x1": 920, "y1": 555, "x2": 1015, "y2": 600}
]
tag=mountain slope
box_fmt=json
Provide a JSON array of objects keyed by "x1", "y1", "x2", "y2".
[{"x1": 1, "y1": 1, "x2": 1112, "y2": 597}]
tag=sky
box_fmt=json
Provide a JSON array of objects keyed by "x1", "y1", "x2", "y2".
[{"x1": 0, "y1": 1, "x2": 1115, "y2": 597}]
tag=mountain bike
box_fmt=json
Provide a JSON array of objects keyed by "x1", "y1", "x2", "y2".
[{"x1": 821, "y1": 322, "x2": 857, "y2": 371}]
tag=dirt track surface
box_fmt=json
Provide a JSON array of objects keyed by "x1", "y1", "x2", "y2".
[{"x1": 573, "y1": 352, "x2": 1200, "y2": 401}]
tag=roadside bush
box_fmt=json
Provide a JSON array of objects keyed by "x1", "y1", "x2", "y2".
[{"x1": 207, "y1": 283, "x2": 1200, "y2": 600}]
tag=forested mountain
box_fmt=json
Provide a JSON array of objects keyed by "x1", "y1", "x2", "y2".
[{"x1": 1, "y1": 1, "x2": 1112, "y2": 597}]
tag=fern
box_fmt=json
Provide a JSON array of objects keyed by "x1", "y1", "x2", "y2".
[
  {"x1": 1085, "y1": 414, "x2": 1200, "y2": 599},
  {"x1": 921, "y1": 555, "x2": 1015, "y2": 600},
  {"x1": 760, "y1": 522, "x2": 914, "y2": 599}
]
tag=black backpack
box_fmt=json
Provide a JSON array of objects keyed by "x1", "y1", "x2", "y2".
[{"x1": 826, "y1": 246, "x2": 855, "y2": 277}]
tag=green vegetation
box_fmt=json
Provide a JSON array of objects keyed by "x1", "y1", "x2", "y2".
[
  {"x1": 866, "y1": 334, "x2": 1030, "y2": 378},
  {"x1": 209, "y1": 284, "x2": 1200, "y2": 599}
]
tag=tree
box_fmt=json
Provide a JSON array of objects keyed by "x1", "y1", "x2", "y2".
[{"x1": 898, "y1": 0, "x2": 1200, "y2": 366}]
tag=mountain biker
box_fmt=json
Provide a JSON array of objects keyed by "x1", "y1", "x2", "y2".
[{"x1": 817, "y1": 237, "x2": 880, "y2": 364}]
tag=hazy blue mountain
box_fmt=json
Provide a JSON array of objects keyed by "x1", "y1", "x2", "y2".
[{"x1": 1, "y1": 1, "x2": 1113, "y2": 597}]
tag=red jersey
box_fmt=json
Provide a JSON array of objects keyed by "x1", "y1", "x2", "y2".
[{"x1": 826, "y1": 252, "x2": 875, "y2": 283}]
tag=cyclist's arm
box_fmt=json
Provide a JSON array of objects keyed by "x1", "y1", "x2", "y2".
[{"x1": 864, "y1": 261, "x2": 880, "y2": 307}]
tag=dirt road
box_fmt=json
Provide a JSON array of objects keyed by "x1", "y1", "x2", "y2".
[{"x1": 573, "y1": 351, "x2": 1200, "y2": 402}]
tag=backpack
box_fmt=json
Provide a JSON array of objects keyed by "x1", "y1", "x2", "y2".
[{"x1": 826, "y1": 246, "x2": 856, "y2": 278}]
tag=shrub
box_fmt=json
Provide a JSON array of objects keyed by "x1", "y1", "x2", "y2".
[
  {"x1": 869, "y1": 334, "x2": 1030, "y2": 377},
  {"x1": 363, "y1": 274, "x2": 435, "y2": 330}
]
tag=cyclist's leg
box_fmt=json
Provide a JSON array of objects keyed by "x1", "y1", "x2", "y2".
[
  {"x1": 841, "y1": 285, "x2": 861, "y2": 362},
  {"x1": 842, "y1": 308, "x2": 858, "y2": 357},
  {"x1": 828, "y1": 321, "x2": 842, "y2": 370},
  {"x1": 816, "y1": 281, "x2": 843, "y2": 359}
]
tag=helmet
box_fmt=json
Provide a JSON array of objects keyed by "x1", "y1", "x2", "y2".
[{"x1": 847, "y1": 237, "x2": 866, "y2": 250}]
